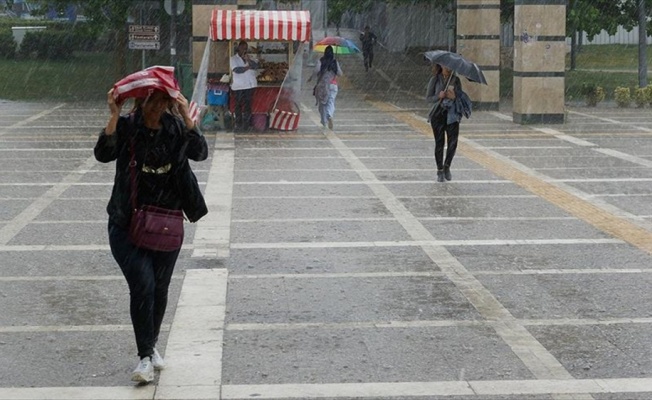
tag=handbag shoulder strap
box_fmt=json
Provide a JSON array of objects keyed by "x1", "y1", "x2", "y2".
[{"x1": 127, "y1": 113, "x2": 139, "y2": 211}]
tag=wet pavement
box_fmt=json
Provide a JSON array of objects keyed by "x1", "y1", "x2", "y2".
[{"x1": 3, "y1": 30, "x2": 652, "y2": 400}]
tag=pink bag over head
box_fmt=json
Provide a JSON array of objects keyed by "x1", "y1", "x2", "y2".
[{"x1": 112, "y1": 65, "x2": 180, "y2": 103}]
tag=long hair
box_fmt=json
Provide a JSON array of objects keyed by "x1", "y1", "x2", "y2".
[{"x1": 319, "y1": 45, "x2": 338, "y2": 75}]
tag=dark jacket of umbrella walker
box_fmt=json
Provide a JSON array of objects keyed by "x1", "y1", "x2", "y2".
[{"x1": 426, "y1": 64, "x2": 472, "y2": 182}]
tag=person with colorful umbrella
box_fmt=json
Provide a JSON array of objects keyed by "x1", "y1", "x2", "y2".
[
  {"x1": 313, "y1": 36, "x2": 361, "y2": 55},
  {"x1": 94, "y1": 66, "x2": 209, "y2": 383},
  {"x1": 308, "y1": 45, "x2": 343, "y2": 130}
]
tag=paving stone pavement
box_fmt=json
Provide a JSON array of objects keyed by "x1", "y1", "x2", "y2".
[{"x1": 3, "y1": 29, "x2": 652, "y2": 400}]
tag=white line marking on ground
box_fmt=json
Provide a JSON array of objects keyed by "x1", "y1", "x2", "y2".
[
  {"x1": 298, "y1": 103, "x2": 592, "y2": 385},
  {"x1": 0, "y1": 386, "x2": 154, "y2": 400},
  {"x1": 231, "y1": 238, "x2": 623, "y2": 249},
  {"x1": 220, "y1": 378, "x2": 652, "y2": 398},
  {"x1": 0, "y1": 238, "x2": 621, "y2": 252},
  {"x1": 155, "y1": 268, "x2": 227, "y2": 399},
  {"x1": 229, "y1": 271, "x2": 444, "y2": 280},
  {"x1": 192, "y1": 134, "x2": 234, "y2": 259},
  {"x1": 0, "y1": 324, "x2": 168, "y2": 333},
  {"x1": 593, "y1": 148, "x2": 652, "y2": 168},
  {"x1": 0, "y1": 156, "x2": 97, "y2": 245},
  {"x1": 226, "y1": 316, "x2": 652, "y2": 332},
  {"x1": 0, "y1": 103, "x2": 66, "y2": 137},
  {"x1": 570, "y1": 110, "x2": 652, "y2": 132},
  {"x1": 2, "y1": 377, "x2": 652, "y2": 400}
]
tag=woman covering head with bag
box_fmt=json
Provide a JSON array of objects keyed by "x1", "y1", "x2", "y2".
[{"x1": 94, "y1": 84, "x2": 208, "y2": 383}]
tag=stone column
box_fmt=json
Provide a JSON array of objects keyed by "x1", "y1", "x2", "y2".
[
  {"x1": 513, "y1": 0, "x2": 566, "y2": 124},
  {"x1": 191, "y1": 2, "x2": 235, "y2": 79},
  {"x1": 456, "y1": 0, "x2": 501, "y2": 111}
]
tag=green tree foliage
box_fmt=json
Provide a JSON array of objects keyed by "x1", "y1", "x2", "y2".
[
  {"x1": 502, "y1": 0, "x2": 650, "y2": 38},
  {"x1": 43, "y1": 0, "x2": 134, "y2": 77}
]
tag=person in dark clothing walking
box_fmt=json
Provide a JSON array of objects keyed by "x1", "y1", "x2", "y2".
[
  {"x1": 94, "y1": 89, "x2": 208, "y2": 383},
  {"x1": 359, "y1": 26, "x2": 377, "y2": 72},
  {"x1": 426, "y1": 63, "x2": 471, "y2": 182}
]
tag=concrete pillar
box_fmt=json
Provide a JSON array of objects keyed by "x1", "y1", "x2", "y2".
[
  {"x1": 191, "y1": 3, "x2": 235, "y2": 79},
  {"x1": 456, "y1": 0, "x2": 501, "y2": 111},
  {"x1": 513, "y1": 0, "x2": 566, "y2": 124},
  {"x1": 236, "y1": 0, "x2": 256, "y2": 10}
]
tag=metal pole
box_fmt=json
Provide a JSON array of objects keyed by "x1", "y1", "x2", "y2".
[
  {"x1": 638, "y1": 0, "x2": 647, "y2": 87},
  {"x1": 170, "y1": 0, "x2": 177, "y2": 66},
  {"x1": 140, "y1": 8, "x2": 145, "y2": 69},
  {"x1": 324, "y1": 0, "x2": 327, "y2": 37}
]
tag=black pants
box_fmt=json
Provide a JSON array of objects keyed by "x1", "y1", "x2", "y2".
[
  {"x1": 430, "y1": 114, "x2": 460, "y2": 170},
  {"x1": 108, "y1": 221, "x2": 180, "y2": 359},
  {"x1": 363, "y1": 50, "x2": 374, "y2": 70},
  {"x1": 233, "y1": 88, "x2": 254, "y2": 130}
]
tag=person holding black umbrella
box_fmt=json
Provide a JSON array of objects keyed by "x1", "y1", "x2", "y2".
[{"x1": 426, "y1": 63, "x2": 471, "y2": 182}]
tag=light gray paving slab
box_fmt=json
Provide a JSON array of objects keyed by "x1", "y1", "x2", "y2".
[
  {"x1": 529, "y1": 324, "x2": 652, "y2": 380},
  {"x1": 235, "y1": 170, "x2": 363, "y2": 182},
  {"x1": 227, "y1": 247, "x2": 438, "y2": 275},
  {"x1": 8, "y1": 223, "x2": 109, "y2": 245},
  {"x1": 34, "y1": 199, "x2": 109, "y2": 221},
  {"x1": 0, "y1": 331, "x2": 167, "y2": 387},
  {"x1": 236, "y1": 149, "x2": 341, "y2": 158},
  {"x1": 235, "y1": 157, "x2": 353, "y2": 170},
  {"x1": 420, "y1": 218, "x2": 609, "y2": 241},
  {"x1": 509, "y1": 156, "x2": 640, "y2": 169},
  {"x1": 477, "y1": 273, "x2": 652, "y2": 320},
  {"x1": 542, "y1": 167, "x2": 652, "y2": 180},
  {"x1": 232, "y1": 220, "x2": 411, "y2": 243},
  {"x1": 0, "y1": 200, "x2": 31, "y2": 220},
  {"x1": 0, "y1": 250, "x2": 118, "y2": 277},
  {"x1": 224, "y1": 397, "x2": 554, "y2": 400},
  {"x1": 59, "y1": 185, "x2": 113, "y2": 199},
  {"x1": 0, "y1": 158, "x2": 87, "y2": 171},
  {"x1": 232, "y1": 198, "x2": 391, "y2": 220},
  {"x1": 0, "y1": 278, "x2": 181, "y2": 326},
  {"x1": 236, "y1": 139, "x2": 332, "y2": 148},
  {"x1": 222, "y1": 326, "x2": 534, "y2": 385},
  {"x1": 448, "y1": 243, "x2": 652, "y2": 272},
  {"x1": 0, "y1": 172, "x2": 71, "y2": 184},
  {"x1": 597, "y1": 195, "x2": 652, "y2": 216},
  {"x1": 233, "y1": 183, "x2": 376, "y2": 198},
  {"x1": 401, "y1": 197, "x2": 571, "y2": 219},
  {"x1": 226, "y1": 276, "x2": 480, "y2": 324},
  {"x1": 359, "y1": 157, "x2": 482, "y2": 171},
  {"x1": 0, "y1": 185, "x2": 52, "y2": 199},
  {"x1": 386, "y1": 182, "x2": 527, "y2": 197}
]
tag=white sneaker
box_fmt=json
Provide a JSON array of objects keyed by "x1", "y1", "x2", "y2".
[
  {"x1": 131, "y1": 358, "x2": 154, "y2": 383},
  {"x1": 152, "y1": 348, "x2": 166, "y2": 370}
]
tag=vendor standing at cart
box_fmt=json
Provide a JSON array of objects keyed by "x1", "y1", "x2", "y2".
[{"x1": 230, "y1": 41, "x2": 259, "y2": 132}]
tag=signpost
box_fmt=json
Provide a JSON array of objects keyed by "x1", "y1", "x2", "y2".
[
  {"x1": 128, "y1": 25, "x2": 160, "y2": 68},
  {"x1": 128, "y1": 25, "x2": 160, "y2": 50}
]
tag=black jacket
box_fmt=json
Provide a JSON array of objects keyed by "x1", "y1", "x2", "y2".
[{"x1": 94, "y1": 110, "x2": 209, "y2": 228}]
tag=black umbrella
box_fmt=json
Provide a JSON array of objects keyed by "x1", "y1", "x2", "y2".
[{"x1": 423, "y1": 50, "x2": 487, "y2": 85}]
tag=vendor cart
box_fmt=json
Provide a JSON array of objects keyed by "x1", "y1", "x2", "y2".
[{"x1": 191, "y1": 9, "x2": 311, "y2": 132}]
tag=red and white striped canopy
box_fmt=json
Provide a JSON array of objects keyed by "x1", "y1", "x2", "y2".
[{"x1": 210, "y1": 9, "x2": 311, "y2": 42}]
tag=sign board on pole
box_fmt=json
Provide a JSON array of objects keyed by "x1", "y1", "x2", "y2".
[
  {"x1": 129, "y1": 41, "x2": 161, "y2": 50},
  {"x1": 128, "y1": 25, "x2": 160, "y2": 51}
]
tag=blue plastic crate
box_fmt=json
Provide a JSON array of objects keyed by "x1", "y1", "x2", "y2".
[
  {"x1": 207, "y1": 90, "x2": 228, "y2": 106},
  {"x1": 207, "y1": 84, "x2": 229, "y2": 106}
]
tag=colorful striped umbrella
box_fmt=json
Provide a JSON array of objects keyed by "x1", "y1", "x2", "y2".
[{"x1": 313, "y1": 36, "x2": 360, "y2": 54}]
